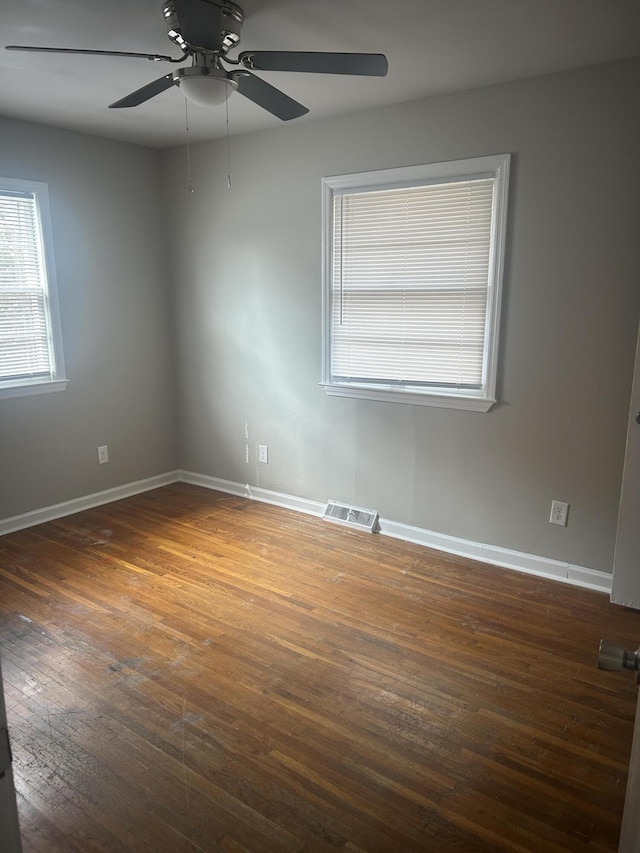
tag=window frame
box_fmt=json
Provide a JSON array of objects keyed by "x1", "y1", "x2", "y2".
[
  {"x1": 321, "y1": 154, "x2": 510, "y2": 411},
  {"x1": 0, "y1": 176, "x2": 67, "y2": 399}
]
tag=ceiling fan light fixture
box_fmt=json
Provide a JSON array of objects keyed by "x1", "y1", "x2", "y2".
[
  {"x1": 8, "y1": 0, "x2": 388, "y2": 121},
  {"x1": 174, "y1": 67, "x2": 237, "y2": 108}
]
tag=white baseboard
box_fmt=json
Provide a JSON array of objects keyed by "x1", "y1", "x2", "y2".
[
  {"x1": 0, "y1": 468, "x2": 612, "y2": 595},
  {"x1": 377, "y1": 518, "x2": 612, "y2": 593},
  {"x1": 179, "y1": 470, "x2": 325, "y2": 517},
  {"x1": 179, "y1": 470, "x2": 612, "y2": 595},
  {"x1": 0, "y1": 471, "x2": 181, "y2": 536}
]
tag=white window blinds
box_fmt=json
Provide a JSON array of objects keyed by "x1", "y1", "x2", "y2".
[
  {"x1": 330, "y1": 177, "x2": 495, "y2": 390},
  {"x1": 0, "y1": 189, "x2": 56, "y2": 383}
]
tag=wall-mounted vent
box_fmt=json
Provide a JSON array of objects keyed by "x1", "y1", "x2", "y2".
[{"x1": 323, "y1": 500, "x2": 378, "y2": 533}]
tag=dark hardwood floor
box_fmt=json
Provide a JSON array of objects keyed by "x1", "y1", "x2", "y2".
[{"x1": 1, "y1": 483, "x2": 639, "y2": 851}]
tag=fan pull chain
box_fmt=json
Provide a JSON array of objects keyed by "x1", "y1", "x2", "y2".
[
  {"x1": 225, "y1": 92, "x2": 232, "y2": 189},
  {"x1": 185, "y1": 99, "x2": 194, "y2": 194}
]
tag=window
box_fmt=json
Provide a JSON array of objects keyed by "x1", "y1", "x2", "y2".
[
  {"x1": 0, "y1": 177, "x2": 67, "y2": 398},
  {"x1": 321, "y1": 154, "x2": 510, "y2": 411}
]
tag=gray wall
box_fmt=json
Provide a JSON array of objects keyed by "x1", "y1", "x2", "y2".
[
  {"x1": 0, "y1": 118, "x2": 176, "y2": 517},
  {"x1": 162, "y1": 58, "x2": 640, "y2": 573},
  {"x1": 1, "y1": 59, "x2": 639, "y2": 576}
]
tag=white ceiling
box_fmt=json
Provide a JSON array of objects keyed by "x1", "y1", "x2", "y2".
[{"x1": 2, "y1": 0, "x2": 640, "y2": 149}]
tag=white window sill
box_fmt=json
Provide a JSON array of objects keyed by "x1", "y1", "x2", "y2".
[
  {"x1": 0, "y1": 378, "x2": 68, "y2": 400},
  {"x1": 320, "y1": 382, "x2": 496, "y2": 412}
]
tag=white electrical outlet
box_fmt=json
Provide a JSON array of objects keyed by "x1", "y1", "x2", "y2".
[
  {"x1": 258, "y1": 444, "x2": 269, "y2": 464},
  {"x1": 550, "y1": 500, "x2": 569, "y2": 526},
  {"x1": 97, "y1": 445, "x2": 109, "y2": 465}
]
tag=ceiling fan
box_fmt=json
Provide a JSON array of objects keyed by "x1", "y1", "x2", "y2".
[{"x1": 6, "y1": 0, "x2": 389, "y2": 121}]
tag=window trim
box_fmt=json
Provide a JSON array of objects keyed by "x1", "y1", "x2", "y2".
[
  {"x1": 0, "y1": 176, "x2": 67, "y2": 399},
  {"x1": 320, "y1": 154, "x2": 511, "y2": 411}
]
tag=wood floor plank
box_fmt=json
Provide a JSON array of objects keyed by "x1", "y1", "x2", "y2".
[{"x1": 1, "y1": 482, "x2": 639, "y2": 851}]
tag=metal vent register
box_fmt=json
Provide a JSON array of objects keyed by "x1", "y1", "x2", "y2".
[{"x1": 323, "y1": 501, "x2": 378, "y2": 533}]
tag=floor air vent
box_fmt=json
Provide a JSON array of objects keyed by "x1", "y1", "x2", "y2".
[{"x1": 323, "y1": 500, "x2": 379, "y2": 533}]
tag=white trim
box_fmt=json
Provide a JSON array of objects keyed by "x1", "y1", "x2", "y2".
[
  {"x1": 484, "y1": 154, "x2": 510, "y2": 405},
  {"x1": 181, "y1": 471, "x2": 611, "y2": 594},
  {"x1": 0, "y1": 378, "x2": 68, "y2": 400},
  {"x1": 179, "y1": 470, "x2": 325, "y2": 517},
  {"x1": 321, "y1": 154, "x2": 511, "y2": 411},
  {"x1": 0, "y1": 471, "x2": 181, "y2": 536},
  {"x1": 323, "y1": 156, "x2": 511, "y2": 193},
  {"x1": 320, "y1": 383, "x2": 495, "y2": 411},
  {"x1": 0, "y1": 177, "x2": 67, "y2": 393},
  {"x1": 377, "y1": 518, "x2": 612, "y2": 593},
  {"x1": 0, "y1": 469, "x2": 612, "y2": 595},
  {"x1": 567, "y1": 564, "x2": 613, "y2": 592},
  {"x1": 179, "y1": 470, "x2": 248, "y2": 499}
]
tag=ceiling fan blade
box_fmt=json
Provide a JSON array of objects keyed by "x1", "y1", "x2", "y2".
[
  {"x1": 231, "y1": 71, "x2": 308, "y2": 121},
  {"x1": 239, "y1": 51, "x2": 388, "y2": 77},
  {"x1": 172, "y1": 0, "x2": 223, "y2": 51},
  {"x1": 109, "y1": 74, "x2": 176, "y2": 108},
  {"x1": 6, "y1": 45, "x2": 178, "y2": 62}
]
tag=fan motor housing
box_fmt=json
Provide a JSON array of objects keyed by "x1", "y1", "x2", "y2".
[{"x1": 162, "y1": 1, "x2": 244, "y2": 55}]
